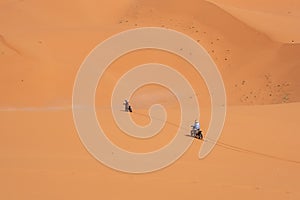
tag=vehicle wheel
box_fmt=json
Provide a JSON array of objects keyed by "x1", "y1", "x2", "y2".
[
  {"x1": 199, "y1": 131, "x2": 203, "y2": 140},
  {"x1": 191, "y1": 130, "x2": 194, "y2": 137}
]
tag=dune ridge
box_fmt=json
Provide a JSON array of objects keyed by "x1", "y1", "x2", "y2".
[{"x1": 116, "y1": 0, "x2": 300, "y2": 105}]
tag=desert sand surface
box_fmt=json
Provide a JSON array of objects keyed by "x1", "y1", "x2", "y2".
[{"x1": 1, "y1": 0, "x2": 300, "y2": 199}]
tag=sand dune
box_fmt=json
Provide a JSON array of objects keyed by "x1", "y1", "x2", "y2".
[
  {"x1": 207, "y1": 0, "x2": 300, "y2": 43},
  {"x1": 0, "y1": 0, "x2": 300, "y2": 199},
  {"x1": 118, "y1": 0, "x2": 300, "y2": 104},
  {"x1": 1, "y1": 102, "x2": 299, "y2": 199}
]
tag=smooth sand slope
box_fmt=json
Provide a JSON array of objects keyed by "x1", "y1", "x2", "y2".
[
  {"x1": 206, "y1": 0, "x2": 300, "y2": 43},
  {"x1": 0, "y1": 0, "x2": 299, "y2": 199}
]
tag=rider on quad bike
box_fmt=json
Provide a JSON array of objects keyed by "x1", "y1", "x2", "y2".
[
  {"x1": 191, "y1": 120, "x2": 203, "y2": 140},
  {"x1": 123, "y1": 100, "x2": 132, "y2": 112}
]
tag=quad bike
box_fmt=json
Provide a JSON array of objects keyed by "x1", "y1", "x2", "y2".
[
  {"x1": 128, "y1": 105, "x2": 132, "y2": 112},
  {"x1": 190, "y1": 126, "x2": 203, "y2": 140},
  {"x1": 123, "y1": 100, "x2": 132, "y2": 112}
]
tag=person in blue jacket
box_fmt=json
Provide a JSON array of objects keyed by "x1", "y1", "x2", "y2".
[{"x1": 194, "y1": 120, "x2": 200, "y2": 131}]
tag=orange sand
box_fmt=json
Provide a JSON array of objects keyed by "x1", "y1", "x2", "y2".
[{"x1": 0, "y1": 0, "x2": 299, "y2": 199}]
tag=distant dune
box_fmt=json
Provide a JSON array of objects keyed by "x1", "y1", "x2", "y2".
[{"x1": 116, "y1": 0, "x2": 300, "y2": 105}]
